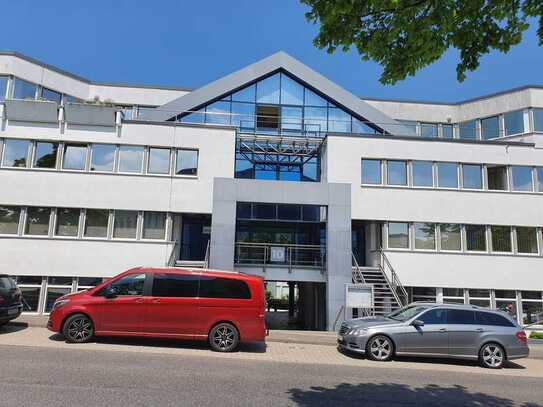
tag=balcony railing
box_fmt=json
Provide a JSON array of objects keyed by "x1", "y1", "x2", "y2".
[{"x1": 234, "y1": 242, "x2": 325, "y2": 273}]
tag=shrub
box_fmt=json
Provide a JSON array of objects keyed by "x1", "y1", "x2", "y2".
[{"x1": 529, "y1": 331, "x2": 543, "y2": 340}]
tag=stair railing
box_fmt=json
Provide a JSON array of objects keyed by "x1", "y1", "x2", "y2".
[
  {"x1": 351, "y1": 252, "x2": 366, "y2": 284},
  {"x1": 378, "y1": 249, "x2": 409, "y2": 307},
  {"x1": 167, "y1": 239, "x2": 179, "y2": 267},
  {"x1": 203, "y1": 240, "x2": 211, "y2": 269}
]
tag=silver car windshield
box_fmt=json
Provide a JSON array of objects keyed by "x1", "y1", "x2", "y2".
[{"x1": 386, "y1": 305, "x2": 430, "y2": 322}]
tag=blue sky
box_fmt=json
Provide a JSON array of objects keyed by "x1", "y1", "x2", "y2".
[{"x1": 1, "y1": 0, "x2": 542, "y2": 102}]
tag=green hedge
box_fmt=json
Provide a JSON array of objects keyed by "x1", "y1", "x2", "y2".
[{"x1": 529, "y1": 331, "x2": 543, "y2": 339}]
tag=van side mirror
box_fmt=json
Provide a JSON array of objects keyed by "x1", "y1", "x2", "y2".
[
  {"x1": 104, "y1": 287, "x2": 117, "y2": 299},
  {"x1": 411, "y1": 319, "x2": 424, "y2": 327}
]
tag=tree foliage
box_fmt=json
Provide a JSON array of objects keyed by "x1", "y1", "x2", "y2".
[{"x1": 301, "y1": 0, "x2": 543, "y2": 84}]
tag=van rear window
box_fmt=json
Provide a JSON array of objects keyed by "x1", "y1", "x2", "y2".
[{"x1": 199, "y1": 277, "x2": 251, "y2": 299}]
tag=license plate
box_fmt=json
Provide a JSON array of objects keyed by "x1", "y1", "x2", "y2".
[{"x1": 7, "y1": 307, "x2": 19, "y2": 316}]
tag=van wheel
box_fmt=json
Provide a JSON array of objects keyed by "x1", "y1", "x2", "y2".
[
  {"x1": 62, "y1": 314, "x2": 94, "y2": 343},
  {"x1": 209, "y1": 323, "x2": 239, "y2": 352},
  {"x1": 479, "y1": 343, "x2": 505, "y2": 369}
]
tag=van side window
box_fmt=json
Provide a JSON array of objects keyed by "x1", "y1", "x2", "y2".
[
  {"x1": 447, "y1": 309, "x2": 475, "y2": 324},
  {"x1": 199, "y1": 277, "x2": 251, "y2": 299},
  {"x1": 152, "y1": 273, "x2": 198, "y2": 298},
  {"x1": 476, "y1": 311, "x2": 515, "y2": 327},
  {"x1": 109, "y1": 273, "x2": 146, "y2": 296}
]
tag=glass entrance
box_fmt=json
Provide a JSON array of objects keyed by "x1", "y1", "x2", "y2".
[{"x1": 180, "y1": 214, "x2": 211, "y2": 261}]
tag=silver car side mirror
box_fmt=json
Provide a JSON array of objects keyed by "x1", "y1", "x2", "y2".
[{"x1": 411, "y1": 319, "x2": 424, "y2": 327}]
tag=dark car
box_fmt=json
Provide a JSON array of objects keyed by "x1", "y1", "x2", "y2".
[{"x1": 0, "y1": 275, "x2": 23, "y2": 326}]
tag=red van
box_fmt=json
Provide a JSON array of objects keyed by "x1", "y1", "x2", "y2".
[{"x1": 47, "y1": 267, "x2": 266, "y2": 352}]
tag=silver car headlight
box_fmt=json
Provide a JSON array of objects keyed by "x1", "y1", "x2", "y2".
[{"x1": 349, "y1": 327, "x2": 369, "y2": 336}]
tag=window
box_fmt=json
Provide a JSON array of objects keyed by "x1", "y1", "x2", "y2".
[
  {"x1": 152, "y1": 273, "x2": 198, "y2": 297},
  {"x1": 534, "y1": 108, "x2": 543, "y2": 132},
  {"x1": 108, "y1": 273, "x2": 146, "y2": 296},
  {"x1": 2, "y1": 139, "x2": 30, "y2": 167},
  {"x1": 232, "y1": 84, "x2": 255, "y2": 103},
  {"x1": 256, "y1": 73, "x2": 280, "y2": 104},
  {"x1": 25, "y1": 207, "x2": 51, "y2": 236},
  {"x1": 361, "y1": 159, "x2": 381, "y2": 184},
  {"x1": 487, "y1": 165, "x2": 508, "y2": 190},
  {"x1": 521, "y1": 295, "x2": 543, "y2": 325},
  {"x1": 490, "y1": 226, "x2": 511, "y2": 252},
  {"x1": 447, "y1": 309, "x2": 475, "y2": 324},
  {"x1": 468, "y1": 289, "x2": 491, "y2": 307},
  {"x1": 55, "y1": 208, "x2": 80, "y2": 237},
  {"x1": 280, "y1": 74, "x2": 304, "y2": 105},
  {"x1": 90, "y1": 144, "x2": 116, "y2": 172},
  {"x1": 33, "y1": 142, "x2": 58, "y2": 169},
  {"x1": 142, "y1": 212, "x2": 166, "y2": 240},
  {"x1": 440, "y1": 224, "x2": 461, "y2": 251},
  {"x1": 411, "y1": 287, "x2": 436, "y2": 303},
  {"x1": 236, "y1": 203, "x2": 252, "y2": 219},
  {"x1": 328, "y1": 108, "x2": 351, "y2": 133},
  {"x1": 476, "y1": 311, "x2": 514, "y2": 327},
  {"x1": 0, "y1": 76, "x2": 8, "y2": 101},
  {"x1": 119, "y1": 146, "x2": 144, "y2": 173},
  {"x1": 412, "y1": 161, "x2": 433, "y2": 187},
  {"x1": 462, "y1": 164, "x2": 482, "y2": 189},
  {"x1": 205, "y1": 101, "x2": 231, "y2": 125},
  {"x1": 537, "y1": 167, "x2": 543, "y2": 192},
  {"x1": 419, "y1": 308, "x2": 447, "y2": 324},
  {"x1": 12, "y1": 79, "x2": 37, "y2": 100},
  {"x1": 113, "y1": 210, "x2": 138, "y2": 239},
  {"x1": 84, "y1": 209, "x2": 109, "y2": 238},
  {"x1": 256, "y1": 105, "x2": 280, "y2": 131},
  {"x1": 282, "y1": 106, "x2": 302, "y2": 132},
  {"x1": 516, "y1": 227, "x2": 538, "y2": 254},
  {"x1": 511, "y1": 166, "x2": 533, "y2": 191},
  {"x1": 387, "y1": 160, "x2": 407, "y2": 185},
  {"x1": 62, "y1": 144, "x2": 87, "y2": 170},
  {"x1": 304, "y1": 107, "x2": 327, "y2": 133},
  {"x1": 176, "y1": 149, "x2": 198, "y2": 175},
  {"x1": 148, "y1": 147, "x2": 171, "y2": 174},
  {"x1": 397, "y1": 120, "x2": 417, "y2": 137},
  {"x1": 436, "y1": 162, "x2": 458, "y2": 188},
  {"x1": 19, "y1": 287, "x2": 41, "y2": 312},
  {"x1": 253, "y1": 203, "x2": 276, "y2": 220},
  {"x1": 504, "y1": 110, "x2": 524, "y2": 136},
  {"x1": 304, "y1": 87, "x2": 327, "y2": 107},
  {"x1": 481, "y1": 116, "x2": 499, "y2": 140},
  {"x1": 388, "y1": 222, "x2": 409, "y2": 249},
  {"x1": 442, "y1": 124, "x2": 454, "y2": 138},
  {"x1": 199, "y1": 276, "x2": 251, "y2": 299},
  {"x1": 420, "y1": 123, "x2": 438, "y2": 138},
  {"x1": 465, "y1": 225, "x2": 486, "y2": 251},
  {"x1": 0, "y1": 206, "x2": 21, "y2": 234},
  {"x1": 443, "y1": 288, "x2": 465, "y2": 304},
  {"x1": 40, "y1": 87, "x2": 62, "y2": 104},
  {"x1": 277, "y1": 205, "x2": 301, "y2": 221},
  {"x1": 459, "y1": 120, "x2": 477, "y2": 139},
  {"x1": 414, "y1": 223, "x2": 435, "y2": 250}
]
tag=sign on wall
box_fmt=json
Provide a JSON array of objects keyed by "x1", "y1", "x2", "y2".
[
  {"x1": 270, "y1": 246, "x2": 286, "y2": 263},
  {"x1": 345, "y1": 284, "x2": 373, "y2": 309}
]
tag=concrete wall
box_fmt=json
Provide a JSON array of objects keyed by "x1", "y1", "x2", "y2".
[{"x1": 210, "y1": 178, "x2": 351, "y2": 330}]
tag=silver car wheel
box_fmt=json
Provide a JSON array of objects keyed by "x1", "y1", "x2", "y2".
[
  {"x1": 482, "y1": 344, "x2": 504, "y2": 368},
  {"x1": 369, "y1": 336, "x2": 392, "y2": 361}
]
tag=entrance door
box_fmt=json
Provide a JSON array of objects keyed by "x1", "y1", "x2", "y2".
[{"x1": 180, "y1": 215, "x2": 211, "y2": 261}]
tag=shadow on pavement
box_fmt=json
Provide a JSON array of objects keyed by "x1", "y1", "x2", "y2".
[
  {"x1": 0, "y1": 321, "x2": 28, "y2": 335},
  {"x1": 288, "y1": 383, "x2": 542, "y2": 406},
  {"x1": 338, "y1": 346, "x2": 525, "y2": 370},
  {"x1": 48, "y1": 333, "x2": 266, "y2": 353}
]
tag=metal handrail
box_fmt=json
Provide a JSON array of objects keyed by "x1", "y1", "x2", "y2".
[
  {"x1": 166, "y1": 239, "x2": 179, "y2": 267},
  {"x1": 203, "y1": 240, "x2": 211, "y2": 268},
  {"x1": 351, "y1": 252, "x2": 366, "y2": 284},
  {"x1": 379, "y1": 249, "x2": 409, "y2": 307}
]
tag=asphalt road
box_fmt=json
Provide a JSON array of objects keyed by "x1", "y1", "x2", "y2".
[{"x1": 1, "y1": 344, "x2": 542, "y2": 407}]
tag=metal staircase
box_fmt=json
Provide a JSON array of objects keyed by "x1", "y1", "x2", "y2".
[{"x1": 352, "y1": 250, "x2": 409, "y2": 316}]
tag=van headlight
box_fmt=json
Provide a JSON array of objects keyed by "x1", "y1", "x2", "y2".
[{"x1": 52, "y1": 299, "x2": 70, "y2": 310}]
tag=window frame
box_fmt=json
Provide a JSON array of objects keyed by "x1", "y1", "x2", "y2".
[
  {"x1": 0, "y1": 205, "x2": 23, "y2": 236},
  {"x1": 112, "y1": 210, "x2": 140, "y2": 240},
  {"x1": 83, "y1": 208, "x2": 111, "y2": 240},
  {"x1": 438, "y1": 223, "x2": 463, "y2": 252},
  {"x1": 118, "y1": 145, "x2": 145, "y2": 174},
  {"x1": 411, "y1": 160, "x2": 434, "y2": 188},
  {"x1": 386, "y1": 160, "x2": 408, "y2": 187},
  {"x1": 31, "y1": 140, "x2": 59, "y2": 170},
  {"x1": 464, "y1": 224, "x2": 488, "y2": 253},
  {"x1": 490, "y1": 225, "x2": 513, "y2": 254},
  {"x1": 510, "y1": 165, "x2": 534, "y2": 192},
  {"x1": 23, "y1": 207, "x2": 52, "y2": 237}
]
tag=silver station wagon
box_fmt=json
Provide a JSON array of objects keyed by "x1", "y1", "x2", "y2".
[{"x1": 338, "y1": 303, "x2": 529, "y2": 368}]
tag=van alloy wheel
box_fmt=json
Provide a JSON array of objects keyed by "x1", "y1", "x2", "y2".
[
  {"x1": 63, "y1": 314, "x2": 94, "y2": 343},
  {"x1": 480, "y1": 343, "x2": 505, "y2": 369},
  {"x1": 209, "y1": 323, "x2": 239, "y2": 352},
  {"x1": 366, "y1": 335, "x2": 393, "y2": 361}
]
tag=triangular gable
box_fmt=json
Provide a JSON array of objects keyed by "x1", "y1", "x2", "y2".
[{"x1": 147, "y1": 51, "x2": 408, "y2": 135}]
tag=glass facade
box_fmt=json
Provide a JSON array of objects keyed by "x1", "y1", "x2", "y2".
[
  {"x1": 361, "y1": 159, "x2": 381, "y2": 184},
  {"x1": 412, "y1": 161, "x2": 433, "y2": 187},
  {"x1": 504, "y1": 110, "x2": 524, "y2": 136},
  {"x1": 177, "y1": 72, "x2": 381, "y2": 136},
  {"x1": 33, "y1": 142, "x2": 58, "y2": 169},
  {"x1": 481, "y1": 116, "x2": 499, "y2": 140}
]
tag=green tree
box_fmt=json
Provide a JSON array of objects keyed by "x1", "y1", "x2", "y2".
[{"x1": 301, "y1": 0, "x2": 543, "y2": 84}]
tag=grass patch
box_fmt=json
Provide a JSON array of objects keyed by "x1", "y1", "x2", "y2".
[{"x1": 529, "y1": 331, "x2": 543, "y2": 339}]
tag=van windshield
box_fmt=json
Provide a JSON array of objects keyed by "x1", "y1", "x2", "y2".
[{"x1": 386, "y1": 305, "x2": 429, "y2": 322}]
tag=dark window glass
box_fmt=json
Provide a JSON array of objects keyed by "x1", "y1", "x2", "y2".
[
  {"x1": 487, "y1": 165, "x2": 508, "y2": 190},
  {"x1": 152, "y1": 273, "x2": 198, "y2": 297},
  {"x1": 302, "y1": 205, "x2": 320, "y2": 222},
  {"x1": 13, "y1": 79, "x2": 37, "y2": 100},
  {"x1": 466, "y1": 225, "x2": 487, "y2": 251},
  {"x1": 278, "y1": 204, "x2": 301, "y2": 221},
  {"x1": 55, "y1": 208, "x2": 80, "y2": 237},
  {"x1": 419, "y1": 308, "x2": 447, "y2": 324},
  {"x1": 108, "y1": 273, "x2": 146, "y2": 296},
  {"x1": 469, "y1": 289, "x2": 490, "y2": 298},
  {"x1": 199, "y1": 276, "x2": 251, "y2": 299},
  {"x1": 491, "y1": 226, "x2": 512, "y2": 252},
  {"x1": 20, "y1": 287, "x2": 40, "y2": 311},
  {"x1": 476, "y1": 312, "x2": 514, "y2": 327},
  {"x1": 48, "y1": 276, "x2": 73, "y2": 286},
  {"x1": 41, "y1": 87, "x2": 62, "y2": 104},
  {"x1": 84, "y1": 209, "x2": 109, "y2": 238},
  {"x1": 481, "y1": 116, "x2": 499, "y2": 140},
  {"x1": 253, "y1": 203, "x2": 275, "y2": 220},
  {"x1": 521, "y1": 291, "x2": 542, "y2": 300},
  {"x1": 361, "y1": 159, "x2": 381, "y2": 184},
  {"x1": 16, "y1": 276, "x2": 42, "y2": 285},
  {"x1": 516, "y1": 227, "x2": 538, "y2": 254},
  {"x1": 0, "y1": 206, "x2": 21, "y2": 234},
  {"x1": 25, "y1": 207, "x2": 51, "y2": 236},
  {"x1": 2, "y1": 139, "x2": 30, "y2": 167},
  {"x1": 443, "y1": 288, "x2": 464, "y2": 297},
  {"x1": 447, "y1": 309, "x2": 475, "y2": 324},
  {"x1": 176, "y1": 149, "x2": 198, "y2": 175},
  {"x1": 459, "y1": 120, "x2": 477, "y2": 139},
  {"x1": 236, "y1": 203, "x2": 252, "y2": 219},
  {"x1": 33, "y1": 142, "x2": 58, "y2": 168},
  {"x1": 504, "y1": 110, "x2": 524, "y2": 135},
  {"x1": 256, "y1": 104, "x2": 280, "y2": 131},
  {"x1": 412, "y1": 287, "x2": 436, "y2": 297},
  {"x1": 495, "y1": 290, "x2": 516, "y2": 299}
]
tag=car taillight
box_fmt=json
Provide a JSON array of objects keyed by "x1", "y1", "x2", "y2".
[{"x1": 516, "y1": 331, "x2": 528, "y2": 344}]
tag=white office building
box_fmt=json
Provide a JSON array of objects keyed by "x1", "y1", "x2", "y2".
[{"x1": 1, "y1": 51, "x2": 543, "y2": 330}]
